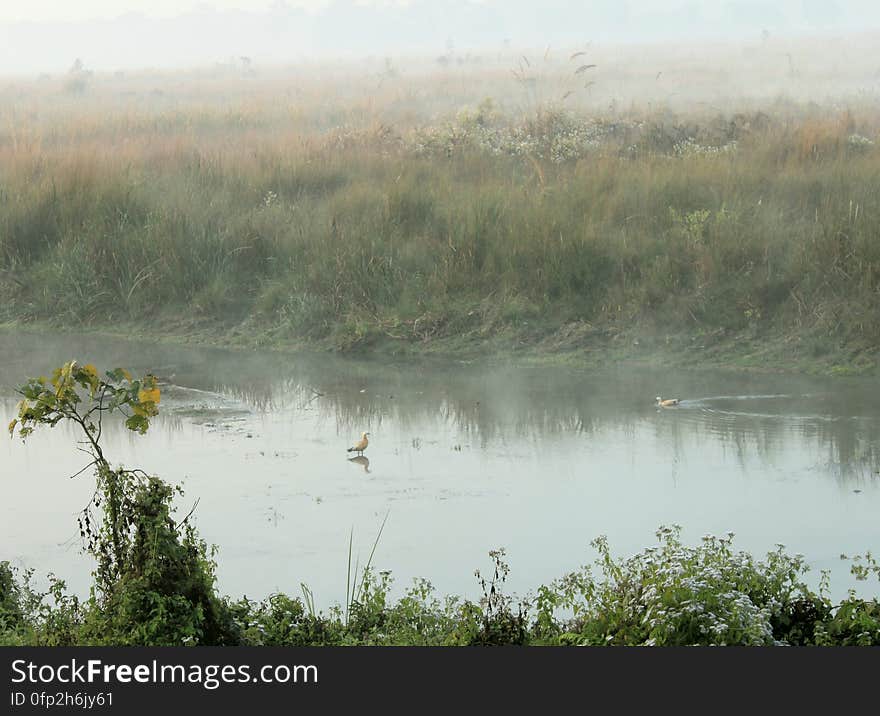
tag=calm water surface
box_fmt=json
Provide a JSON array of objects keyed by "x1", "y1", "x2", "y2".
[{"x1": 1, "y1": 329, "x2": 878, "y2": 604}]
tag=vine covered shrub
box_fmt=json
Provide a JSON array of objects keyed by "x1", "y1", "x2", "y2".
[
  {"x1": 77, "y1": 475, "x2": 237, "y2": 646},
  {"x1": 0, "y1": 561, "x2": 25, "y2": 640},
  {"x1": 8, "y1": 361, "x2": 237, "y2": 645}
]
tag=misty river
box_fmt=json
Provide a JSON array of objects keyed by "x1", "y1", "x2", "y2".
[{"x1": 1, "y1": 328, "x2": 878, "y2": 605}]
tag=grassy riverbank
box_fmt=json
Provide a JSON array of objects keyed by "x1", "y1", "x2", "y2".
[
  {"x1": 3, "y1": 69, "x2": 880, "y2": 375},
  {"x1": 1, "y1": 303, "x2": 877, "y2": 378}
]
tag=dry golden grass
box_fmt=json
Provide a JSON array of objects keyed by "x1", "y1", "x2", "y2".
[{"x1": 2, "y1": 42, "x2": 880, "y2": 356}]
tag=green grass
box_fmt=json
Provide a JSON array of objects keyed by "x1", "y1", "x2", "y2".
[{"x1": 2, "y1": 90, "x2": 880, "y2": 372}]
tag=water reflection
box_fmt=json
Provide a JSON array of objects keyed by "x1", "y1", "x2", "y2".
[
  {"x1": 348, "y1": 456, "x2": 371, "y2": 474},
  {"x1": 1, "y1": 327, "x2": 879, "y2": 604},
  {"x1": 1, "y1": 328, "x2": 880, "y2": 487}
]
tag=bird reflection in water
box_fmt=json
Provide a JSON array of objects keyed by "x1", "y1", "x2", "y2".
[{"x1": 348, "y1": 455, "x2": 371, "y2": 474}]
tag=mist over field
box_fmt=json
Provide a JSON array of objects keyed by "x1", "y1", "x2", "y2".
[
  {"x1": 2, "y1": 0, "x2": 880, "y2": 74},
  {"x1": 1, "y1": 9, "x2": 880, "y2": 365}
]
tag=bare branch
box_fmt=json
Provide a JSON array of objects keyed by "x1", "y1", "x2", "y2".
[
  {"x1": 68, "y1": 459, "x2": 98, "y2": 480},
  {"x1": 176, "y1": 497, "x2": 201, "y2": 531}
]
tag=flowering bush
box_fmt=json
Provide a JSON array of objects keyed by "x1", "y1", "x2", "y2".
[
  {"x1": 535, "y1": 526, "x2": 832, "y2": 646},
  {"x1": 410, "y1": 106, "x2": 624, "y2": 163}
]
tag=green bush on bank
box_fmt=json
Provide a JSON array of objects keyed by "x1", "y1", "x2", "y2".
[{"x1": 3, "y1": 528, "x2": 879, "y2": 647}]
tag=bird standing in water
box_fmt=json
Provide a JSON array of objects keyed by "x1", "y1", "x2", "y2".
[
  {"x1": 656, "y1": 396, "x2": 680, "y2": 407},
  {"x1": 347, "y1": 431, "x2": 370, "y2": 455}
]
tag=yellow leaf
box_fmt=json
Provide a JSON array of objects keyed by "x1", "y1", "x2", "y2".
[
  {"x1": 54, "y1": 360, "x2": 77, "y2": 398},
  {"x1": 82, "y1": 364, "x2": 100, "y2": 394},
  {"x1": 7, "y1": 418, "x2": 16, "y2": 435},
  {"x1": 138, "y1": 387, "x2": 161, "y2": 405}
]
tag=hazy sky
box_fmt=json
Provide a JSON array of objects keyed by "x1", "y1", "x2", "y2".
[
  {"x1": 4, "y1": 1, "x2": 327, "y2": 22},
  {"x1": 1, "y1": 1, "x2": 879, "y2": 75},
  {"x1": 1, "y1": 0, "x2": 875, "y2": 24}
]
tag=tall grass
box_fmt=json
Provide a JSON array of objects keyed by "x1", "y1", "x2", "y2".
[{"x1": 1, "y1": 78, "x2": 880, "y2": 357}]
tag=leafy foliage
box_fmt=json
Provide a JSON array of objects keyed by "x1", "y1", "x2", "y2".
[
  {"x1": 534, "y1": 526, "x2": 831, "y2": 646},
  {"x1": 0, "y1": 561, "x2": 25, "y2": 639},
  {"x1": 10, "y1": 361, "x2": 159, "y2": 440},
  {"x1": 7, "y1": 361, "x2": 236, "y2": 645}
]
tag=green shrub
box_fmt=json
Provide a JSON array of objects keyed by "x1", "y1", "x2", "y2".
[{"x1": 537, "y1": 526, "x2": 829, "y2": 646}]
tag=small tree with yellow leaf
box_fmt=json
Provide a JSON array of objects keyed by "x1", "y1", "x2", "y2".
[{"x1": 9, "y1": 361, "x2": 235, "y2": 645}]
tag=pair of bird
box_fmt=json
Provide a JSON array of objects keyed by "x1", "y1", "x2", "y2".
[
  {"x1": 348, "y1": 394, "x2": 676, "y2": 451},
  {"x1": 348, "y1": 396, "x2": 675, "y2": 454}
]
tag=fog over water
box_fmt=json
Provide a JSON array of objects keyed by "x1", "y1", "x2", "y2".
[{"x1": 2, "y1": 330, "x2": 878, "y2": 605}]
